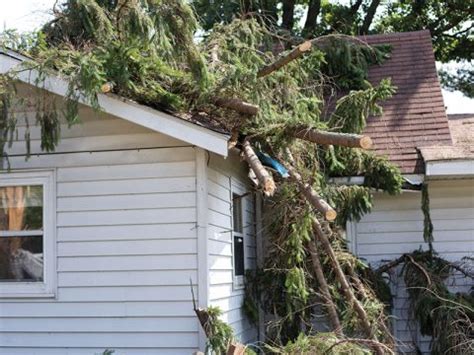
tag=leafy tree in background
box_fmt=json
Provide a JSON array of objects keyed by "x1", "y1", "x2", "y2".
[{"x1": 192, "y1": 0, "x2": 473, "y2": 97}]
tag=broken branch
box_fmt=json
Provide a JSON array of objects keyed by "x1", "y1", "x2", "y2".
[
  {"x1": 307, "y1": 239, "x2": 342, "y2": 334},
  {"x1": 215, "y1": 98, "x2": 259, "y2": 116},
  {"x1": 312, "y1": 218, "x2": 385, "y2": 355},
  {"x1": 291, "y1": 126, "x2": 373, "y2": 149},
  {"x1": 283, "y1": 160, "x2": 336, "y2": 221},
  {"x1": 257, "y1": 41, "x2": 312, "y2": 77},
  {"x1": 242, "y1": 140, "x2": 276, "y2": 196}
]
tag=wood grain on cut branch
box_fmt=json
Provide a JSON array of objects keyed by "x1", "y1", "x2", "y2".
[
  {"x1": 307, "y1": 240, "x2": 342, "y2": 334},
  {"x1": 242, "y1": 140, "x2": 276, "y2": 196},
  {"x1": 312, "y1": 218, "x2": 385, "y2": 355},
  {"x1": 284, "y1": 161, "x2": 336, "y2": 221},
  {"x1": 257, "y1": 41, "x2": 312, "y2": 77},
  {"x1": 215, "y1": 98, "x2": 259, "y2": 116},
  {"x1": 291, "y1": 126, "x2": 373, "y2": 149}
]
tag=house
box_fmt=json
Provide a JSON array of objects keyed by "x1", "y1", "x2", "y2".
[
  {"x1": 0, "y1": 50, "x2": 259, "y2": 354},
  {"x1": 348, "y1": 31, "x2": 474, "y2": 353},
  {"x1": 0, "y1": 30, "x2": 472, "y2": 355}
]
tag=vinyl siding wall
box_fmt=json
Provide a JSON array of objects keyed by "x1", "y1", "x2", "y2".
[
  {"x1": 0, "y1": 89, "x2": 202, "y2": 354},
  {"x1": 206, "y1": 153, "x2": 258, "y2": 344},
  {"x1": 351, "y1": 178, "x2": 474, "y2": 354}
]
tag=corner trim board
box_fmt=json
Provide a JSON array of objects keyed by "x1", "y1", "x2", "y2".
[{"x1": 195, "y1": 147, "x2": 209, "y2": 350}]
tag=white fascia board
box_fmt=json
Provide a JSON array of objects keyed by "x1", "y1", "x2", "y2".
[
  {"x1": 425, "y1": 159, "x2": 474, "y2": 177},
  {"x1": 329, "y1": 174, "x2": 424, "y2": 186},
  {"x1": 0, "y1": 53, "x2": 229, "y2": 157}
]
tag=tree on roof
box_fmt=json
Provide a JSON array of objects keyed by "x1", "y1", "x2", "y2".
[
  {"x1": 192, "y1": 0, "x2": 473, "y2": 98},
  {"x1": 0, "y1": 1, "x2": 471, "y2": 354}
]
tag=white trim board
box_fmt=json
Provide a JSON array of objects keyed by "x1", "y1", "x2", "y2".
[
  {"x1": 0, "y1": 52, "x2": 229, "y2": 157},
  {"x1": 425, "y1": 160, "x2": 474, "y2": 178}
]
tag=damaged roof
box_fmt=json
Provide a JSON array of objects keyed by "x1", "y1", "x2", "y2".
[{"x1": 361, "y1": 30, "x2": 452, "y2": 174}]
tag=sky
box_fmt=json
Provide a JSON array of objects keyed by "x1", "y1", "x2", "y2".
[{"x1": 1, "y1": 0, "x2": 472, "y2": 114}]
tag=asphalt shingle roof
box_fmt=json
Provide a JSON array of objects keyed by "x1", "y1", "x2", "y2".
[{"x1": 361, "y1": 30, "x2": 452, "y2": 174}]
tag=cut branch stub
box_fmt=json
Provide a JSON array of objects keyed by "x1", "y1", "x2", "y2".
[
  {"x1": 215, "y1": 98, "x2": 259, "y2": 116},
  {"x1": 284, "y1": 161, "x2": 336, "y2": 221},
  {"x1": 242, "y1": 140, "x2": 276, "y2": 196},
  {"x1": 257, "y1": 41, "x2": 312, "y2": 78},
  {"x1": 291, "y1": 126, "x2": 373, "y2": 149}
]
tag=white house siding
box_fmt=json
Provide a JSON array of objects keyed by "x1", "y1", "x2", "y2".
[
  {"x1": 352, "y1": 178, "x2": 474, "y2": 354},
  {"x1": 0, "y1": 95, "x2": 203, "y2": 354},
  {"x1": 206, "y1": 153, "x2": 258, "y2": 344}
]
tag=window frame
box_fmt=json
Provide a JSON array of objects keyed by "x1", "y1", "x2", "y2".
[
  {"x1": 0, "y1": 170, "x2": 56, "y2": 298},
  {"x1": 231, "y1": 180, "x2": 246, "y2": 289}
]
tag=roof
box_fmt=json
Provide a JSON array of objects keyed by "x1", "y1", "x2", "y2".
[
  {"x1": 419, "y1": 114, "x2": 474, "y2": 162},
  {"x1": 0, "y1": 50, "x2": 229, "y2": 156},
  {"x1": 361, "y1": 30, "x2": 452, "y2": 174}
]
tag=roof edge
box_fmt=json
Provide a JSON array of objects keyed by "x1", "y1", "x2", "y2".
[{"x1": 0, "y1": 51, "x2": 229, "y2": 157}]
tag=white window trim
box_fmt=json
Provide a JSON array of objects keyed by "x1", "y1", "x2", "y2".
[
  {"x1": 231, "y1": 179, "x2": 246, "y2": 290},
  {"x1": 0, "y1": 170, "x2": 56, "y2": 298}
]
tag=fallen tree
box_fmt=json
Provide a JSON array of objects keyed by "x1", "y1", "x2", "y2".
[{"x1": 0, "y1": 1, "x2": 406, "y2": 353}]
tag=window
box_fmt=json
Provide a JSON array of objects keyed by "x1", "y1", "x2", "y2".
[
  {"x1": 232, "y1": 192, "x2": 245, "y2": 287},
  {"x1": 0, "y1": 171, "x2": 55, "y2": 297}
]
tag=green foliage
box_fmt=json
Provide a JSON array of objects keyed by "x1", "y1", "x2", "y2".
[
  {"x1": 330, "y1": 78, "x2": 396, "y2": 134},
  {"x1": 440, "y1": 65, "x2": 474, "y2": 99},
  {"x1": 361, "y1": 153, "x2": 403, "y2": 195},
  {"x1": 327, "y1": 185, "x2": 372, "y2": 227},
  {"x1": 204, "y1": 306, "x2": 235, "y2": 354},
  {"x1": 1, "y1": 2, "x2": 405, "y2": 349},
  {"x1": 398, "y1": 251, "x2": 474, "y2": 355},
  {"x1": 321, "y1": 39, "x2": 391, "y2": 91},
  {"x1": 376, "y1": 0, "x2": 473, "y2": 64},
  {"x1": 266, "y1": 332, "x2": 372, "y2": 354},
  {"x1": 192, "y1": 1, "x2": 473, "y2": 97}
]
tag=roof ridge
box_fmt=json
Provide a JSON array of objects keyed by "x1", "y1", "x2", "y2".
[{"x1": 358, "y1": 29, "x2": 431, "y2": 41}]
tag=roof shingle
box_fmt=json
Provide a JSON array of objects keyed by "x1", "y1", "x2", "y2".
[{"x1": 361, "y1": 30, "x2": 451, "y2": 174}]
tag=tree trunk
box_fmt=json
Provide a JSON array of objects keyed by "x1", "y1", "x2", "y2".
[
  {"x1": 281, "y1": 0, "x2": 296, "y2": 30},
  {"x1": 284, "y1": 161, "x2": 337, "y2": 221},
  {"x1": 214, "y1": 98, "x2": 259, "y2": 116},
  {"x1": 303, "y1": 0, "x2": 322, "y2": 36},
  {"x1": 242, "y1": 140, "x2": 276, "y2": 196},
  {"x1": 291, "y1": 126, "x2": 372, "y2": 149},
  {"x1": 257, "y1": 41, "x2": 312, "y2": 77},
  {"x1": 307, "y1": 239, "x2": 342, "y2": 334},
  {"x1": 312, "y1": 217, "x2": 385, "y2": 355},
  {"x1": 360, "y1": 0, "x2": 381, "y2": 35},
  {"x1": 349, "y1": 0, "x2": 364, "y2": 16}
]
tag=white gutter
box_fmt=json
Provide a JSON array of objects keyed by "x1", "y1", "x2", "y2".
[{"x1": 330, "y1": 174, "x2": 424, "y2": 186}]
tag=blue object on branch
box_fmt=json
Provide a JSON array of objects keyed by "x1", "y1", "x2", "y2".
[{"x1": 256, "y1": 151, "x2": 289, "y2": 178}]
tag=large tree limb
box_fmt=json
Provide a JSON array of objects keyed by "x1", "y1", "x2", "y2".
[
  {"x1": 283, "y1": 160, "x2": 336, "y2": 221},
  {"x1": 215, "y1": 98, "x2": 259, "y2": 116},
  {"x1": 242, "y1": 140, "x2": 276, "y2": 196},
  {"x1": 257, "y1": 41, "x2": 312, "y2": 78},
  {"x1": 312, "y1": 218, "x2": 385, "y2": 355},
  {"x1": 291, "y1": 126, "x2": 372, "y2": 149},
  {"x1": 307, "y1": 239, "x2": 342, "y2": 334}
]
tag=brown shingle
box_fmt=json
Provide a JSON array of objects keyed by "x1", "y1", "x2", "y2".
[{"x1": 361, "y1": 30, "x2": 451, "y2": 173}]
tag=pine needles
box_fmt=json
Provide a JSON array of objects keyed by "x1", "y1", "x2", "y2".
[{"x1": 0, "y1": 2, "x2": 413, "y2": 352}]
